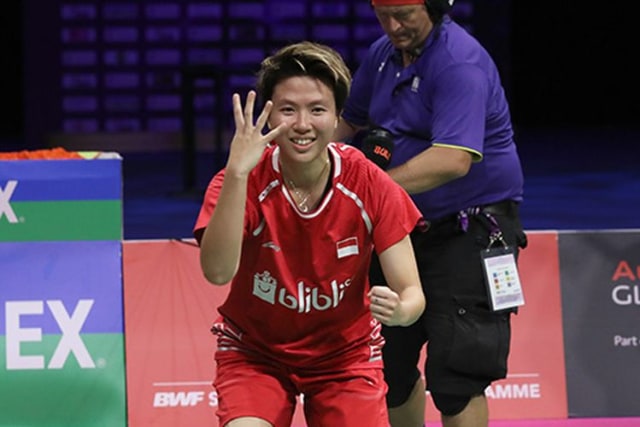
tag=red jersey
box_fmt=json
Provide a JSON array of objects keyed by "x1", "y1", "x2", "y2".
[{"x1": 194, "y1": 142, "x2": 422, "y2": 370}]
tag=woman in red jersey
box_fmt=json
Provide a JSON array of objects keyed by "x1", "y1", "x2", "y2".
[{"x1": 193, "y1": 41, "x2": 425, "y2": 427}]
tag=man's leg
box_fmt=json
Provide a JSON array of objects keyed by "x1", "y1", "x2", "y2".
[
  {"x1": 388, "y1": 377, "x2": 426, "y2": 427},
  {"x1": 441, "y1": 394, "x2": 488, "y2": 427}
]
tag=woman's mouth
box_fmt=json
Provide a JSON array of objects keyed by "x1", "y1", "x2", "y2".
[{"x1": 292, "y1": 138, "x2": 314, "y2": 146}]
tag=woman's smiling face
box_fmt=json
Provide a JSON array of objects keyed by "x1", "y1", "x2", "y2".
[{"x1": 268, "y1": 75, "x2": 338, "y2": 164}]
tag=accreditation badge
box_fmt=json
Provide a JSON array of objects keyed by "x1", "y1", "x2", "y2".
[{"x1": 481, "y1": 246, "x2": 525, "y2": 311}]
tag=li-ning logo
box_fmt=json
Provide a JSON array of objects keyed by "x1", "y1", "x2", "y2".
[
  {"x1": 261, "y1": 241, "x2": 281, "y2": 251},
  {"x1": 252, "y1": 270, "x2": 352, "y2": 313},
  {"x1": 0, "y1": 180, "x2": 18, "y2": 223}
]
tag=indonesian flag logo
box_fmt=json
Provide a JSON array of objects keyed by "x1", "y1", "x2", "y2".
[{"x1": 336, "y1": 237, "x2": 359, "y2": 259}]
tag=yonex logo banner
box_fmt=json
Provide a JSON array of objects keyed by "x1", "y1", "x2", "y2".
[
  {"x1": 0, "y1": 241, "x2": 126, "y2": 426},
  {"x1": 0, "y1": 180, "x2": 18, "y2": 223},
  {"x1": 0, "y1": 154, "x2": 125, "y2": 426},
  {"x1": 0, "y1": 158, "x2": 122, "y2": 242},
  {"x1": 5, "y1": 299, "x2": 95, "y2": 370}
]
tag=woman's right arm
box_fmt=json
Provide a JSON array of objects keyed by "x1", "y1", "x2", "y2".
[
  {"x1": 199, "y1": 172, "x2": 250, "y2": 285},
  {"x1": 199, "y1": 91, "x2": 287, "y2": 285}
]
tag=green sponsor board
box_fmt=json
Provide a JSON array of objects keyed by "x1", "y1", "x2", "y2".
[
  {"x1": 0, "y1": 334, "x2": 126, "y2": 427},
  {"x1": 0, "y1": 200, "x2": 122, "y2": 242}
]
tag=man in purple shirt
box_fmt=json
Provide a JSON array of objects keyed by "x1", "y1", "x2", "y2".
[{"x1": 334, "y1": 1, "x2": 528, "y2": 426}]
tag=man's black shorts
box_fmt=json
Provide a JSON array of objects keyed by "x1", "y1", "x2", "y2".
[{"x1": 370, "y1": 203, "x2": 528, "y2": 407}]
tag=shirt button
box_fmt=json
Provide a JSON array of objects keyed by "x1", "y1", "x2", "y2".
[
  {"x1": 396, "y1": 72, "x2": 400, "y2": 78},
  {"x1": 458, "y1": 308, "x2": 466, "y2": 315}
]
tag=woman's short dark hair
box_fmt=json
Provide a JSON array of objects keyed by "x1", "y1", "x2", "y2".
[{"x1": 256, "y1": 41, "x2": 352, "y2": 113}]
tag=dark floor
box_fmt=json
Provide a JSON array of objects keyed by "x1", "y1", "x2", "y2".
[{"x1": 120, "y1": 126, "x2": 639, "y2": 240}]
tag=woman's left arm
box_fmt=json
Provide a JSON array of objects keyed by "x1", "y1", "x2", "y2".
[{"x1": 369, "y1": 235, "x2": 425, "y2": 326}]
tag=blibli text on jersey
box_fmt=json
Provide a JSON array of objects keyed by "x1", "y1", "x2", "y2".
[{"x1": 253, "y1": 270, "x2": 352, "y2": 313}]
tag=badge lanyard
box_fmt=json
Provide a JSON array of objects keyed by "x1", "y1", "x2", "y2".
[{"x1": 475, "y1": 211, "x2": 525, "y2": 312}]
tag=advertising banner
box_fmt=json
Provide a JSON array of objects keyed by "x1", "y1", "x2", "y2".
[
  {"x1": 0, "y1": 241, "x2": 126, "y2": 426},
  {"x1": 0, "y1": 156, "x2": 122, "y2": 242},
  {"x1": 424, "y1": 231, "x2": 568, "y2": 421},
  {"x1": 559, "y1": 230, "x2": 640, "y2": 417},
  {"x1": 0, "y1": 156, "x2": 125, "y2": 427},
  {"x1": 124, "y1": 232, "x2": 568, "y2": 426},
  {"x1": 123, "y1": 239, "x2": 221, "y2": 427},
  {"x1": 123, "y1": 240, "x2": 308, "y2": 427},
  {"x1": 483, "y1": 231, "x2": 567, "y2": 419}
]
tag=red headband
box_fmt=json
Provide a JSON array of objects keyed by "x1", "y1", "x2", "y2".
[{"x1": 371, "y1": 0, "x2": 424, "y2": 5}]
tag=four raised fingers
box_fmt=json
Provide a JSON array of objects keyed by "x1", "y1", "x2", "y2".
[
  {"x1": 243, "y1": 91, "x2": 256, "y2": 124},
  {"x1": 232, "y1": 93, "x2": 245, "y2": 128},
  {"x1": 255, "y1": 99, "x2": 273, "y2": 132}
]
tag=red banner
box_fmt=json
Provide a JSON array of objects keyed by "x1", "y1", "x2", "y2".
[
  {"x1": 484, "y1": 231, "x2": 567, "y2": 419},
  {"x1": 123, "y1": 240, "x2": 308, "y2": 426},
  {"x1": 123, "y1": 233, "x2": 567, "y2": 426}
]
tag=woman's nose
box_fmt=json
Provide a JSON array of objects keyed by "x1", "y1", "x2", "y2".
[{"x1": 293, "y1": 112, "x2": 311, "y2": 131}]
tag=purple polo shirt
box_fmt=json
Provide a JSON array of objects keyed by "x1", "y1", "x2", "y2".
[{"x1": 342, "y1": 17, "x2": 524, "y2": 220}]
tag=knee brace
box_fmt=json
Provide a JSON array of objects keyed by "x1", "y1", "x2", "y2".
[{"x1": 430, "y1": 392, "x2": 472, "y2": 416}]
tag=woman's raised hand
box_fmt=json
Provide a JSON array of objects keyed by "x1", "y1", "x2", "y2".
[{"x1": 225, "y1": 90, "x2": 288, "y2": 177}]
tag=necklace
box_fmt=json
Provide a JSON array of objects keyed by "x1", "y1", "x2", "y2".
[{"x1": 285, "y1": 160, "x2": 330, "y2": 213}]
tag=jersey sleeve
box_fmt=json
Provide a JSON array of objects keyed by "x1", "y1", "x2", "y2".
[
  {"x1": 193, "y1": 170, "x2": 224, "y2": 245},
  {"x1": 369, "y1": 166, "x2": 423, "y2": 254},
  {"x1": 192, "y1": 169, "x2": 259, "y2": 246}
]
